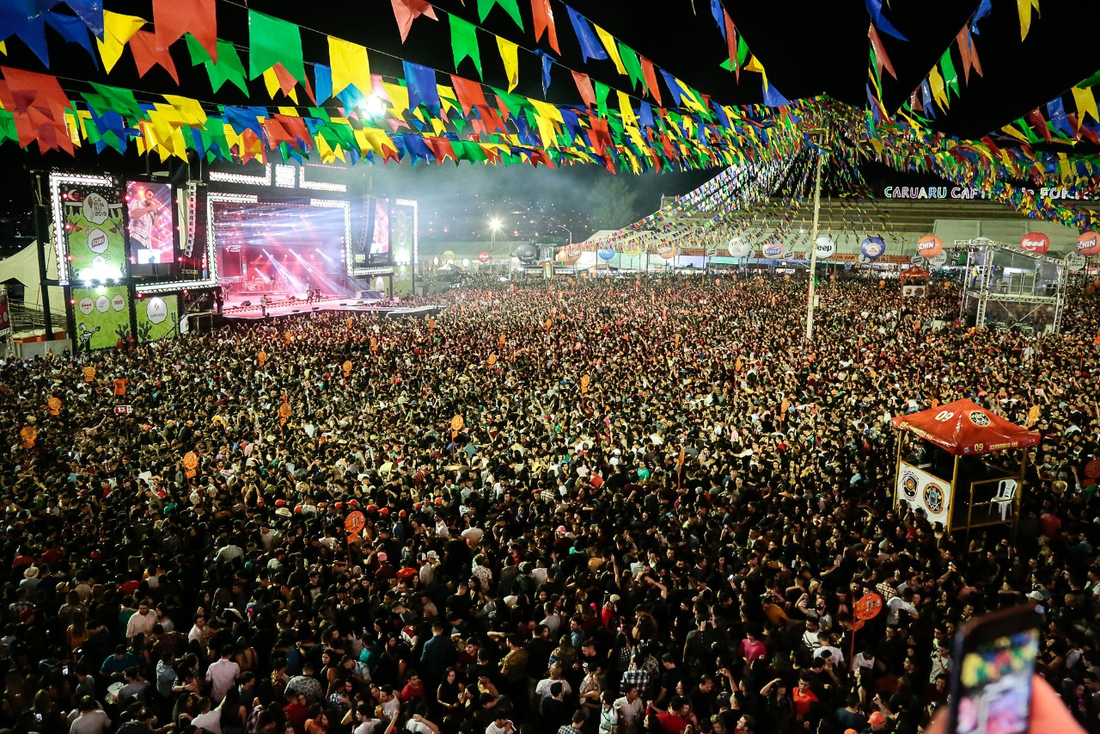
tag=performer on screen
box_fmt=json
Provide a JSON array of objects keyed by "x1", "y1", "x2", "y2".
[{"x1": 128, "y1": 189, "x2": 161, "y2": 258}]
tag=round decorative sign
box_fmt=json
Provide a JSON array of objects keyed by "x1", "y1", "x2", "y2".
[
  {"x1": 859, "y1": 236, "x2": 885, "y2": 262},
  {"x1": 916, "y1": 235, "x2": 943, "y2": 258},
  {"x1": 923, "y1": 484, "x2": 945, "y2": 514},
  {"x1": 1020, "y1": 233, "x2": 1050, "y2": 254}
]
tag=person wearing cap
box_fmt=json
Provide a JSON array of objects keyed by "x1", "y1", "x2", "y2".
[{"x1": 864, "y1": 710, "x2": 891, "y2": 732}]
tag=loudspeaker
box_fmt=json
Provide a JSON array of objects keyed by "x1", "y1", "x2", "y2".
[
  {"x1": 293, "y1": 309, "x2": 299, "y2": 313},
  {"x1": 241, "y1": 300, "x2": 252, "y2": 307},
  {"x1": 313, "y1": 307, "x2": 320, "y2": 312}
]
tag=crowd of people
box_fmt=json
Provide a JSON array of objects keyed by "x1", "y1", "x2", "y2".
[{"x1": 0, "y1": 271, "x2": 1097, "y2": 734}]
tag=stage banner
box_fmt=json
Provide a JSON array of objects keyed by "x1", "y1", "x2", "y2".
[
  {"x1": 63, "y1": 184, "x2": 128, "y2": 283},
  {"x1": 136, "y1": 295, "x2": 178, "y2": 344},
  {"x1": 896, "y1": 461, "x2": 952, "y2": 527},
  {"x1": 72, "y1": 286, "x2": 130, "y2": 351},
  {"x1": 392, "y1": 202, "x2": 416, "y2": 296},
  {"x1": 902, "y1": 285, "x2": 927, "y2": 298},
  {"x1": 0, "y1": 287, "x2": 10, "y2": 336}
]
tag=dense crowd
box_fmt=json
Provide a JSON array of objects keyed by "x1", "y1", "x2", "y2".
[{"x1": 0, "y1": 272, "x2": 1098, "y2": 734}]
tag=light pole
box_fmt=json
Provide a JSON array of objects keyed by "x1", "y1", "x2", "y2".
[{"x1": 489, "y1": 217, "x2": 502, "y2": 270}]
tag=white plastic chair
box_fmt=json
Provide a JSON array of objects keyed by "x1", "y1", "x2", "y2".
[{"x1": 991, "y1": 479, "x2": 1018, "y2": 521}]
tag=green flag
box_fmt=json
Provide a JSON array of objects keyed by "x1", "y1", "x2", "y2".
[
  {"x1": 594, "y1": 80, "x2": 610, "y2": 119},
  {"x1": 88, "y1": 83, "x2": 142, "y2": 123},
  {"x1": 477, "y1": 0, "x2": 523, "y2": 30},
  {"x1": 187, "y1": 36, "x2": 249, "y2": 95},
  {"x1": 940, "y1": 50, "x2": 960, "y2": 100},
  {"x1": 449, "y1": 14, "x2": 482, "y2": 79},
  {"x1": 618, "y1": 41, "x2": 643, "y2": 90},
  {"x1": 248, "y1": 10, "x2": 305, "y2": 83}
]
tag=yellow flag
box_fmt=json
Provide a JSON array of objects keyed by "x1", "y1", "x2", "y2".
[
  {"x1": 0, "y1": 41, "x2": 6, "y2": 55},
  {"x1": 98, "y1": 11, "x2": 146, "y2": 73},
  {"x1": 262, "y1": 68, "x2": 298, "y2": 103},
  {"x1": 328, "y1": 36, "x2": 370, "y2": 97},
  {"x1": 382, "y1": 82, "x2": 409, "y2": 116},
  {"x1": 162, "y1": 95, "x2": 207, "y2": 127},
  {"x1": 593, "y1": 24, "x2": 626, "y2": 76},
  {"x1": 928, "y1": 66, "x2": 949, "y2": 110},
  {"x1": 1017, "y1": 0, "x2": 1040, "y2": 41},
  {"x1": 618, "y1": 91, "x2": 637, "y2": 126},
  {"x1": 496, "y1": 36, "x2": 519, "y2": 92},
  {"x1": 1072, "y1": 86, "x2": 1098, "y2": 123}
]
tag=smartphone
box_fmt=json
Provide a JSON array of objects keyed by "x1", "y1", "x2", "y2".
[{"x1": 946, "y1": 604, "x2": 1042, "y2": 734}]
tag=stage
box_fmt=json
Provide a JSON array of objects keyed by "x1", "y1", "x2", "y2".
[{"x1": 191, "y1": 293, "x2": 443, "y2": 327}]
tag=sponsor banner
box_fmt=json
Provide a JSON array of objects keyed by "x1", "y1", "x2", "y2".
[
  {"x1": 72, "y1": 285, "x2": 130, "y2": 351},
  {"x1": 902, "y1": 285, "x2": 928, "y2": 298},
  {"x1": 63, "y1": 184, "x2": 128, "y2": 283},
  {"x1": 136, "y1": 295, "x2": 177, "y2": 344},
  {"x1": 897, "y1": 462, "x2": 952, "y2": 527},
  {"x1": 1020, "y1": 233, "x2": 1050, "y2": 254},
  {"x1": 0, "y1": 289, "x2": 10, "y2": 336}
]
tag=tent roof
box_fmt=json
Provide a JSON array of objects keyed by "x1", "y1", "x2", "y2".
[
  {"x1": 890, "y1": 399, "x2": 1039, "y2": 456},
  {"x1": 899, "y1": 266, "x2": 930, "y2": 277}
]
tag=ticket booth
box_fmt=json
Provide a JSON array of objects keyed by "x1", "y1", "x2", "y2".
[{"x1": 889, "y1": 399, "x2": 1039, "y2": 535}]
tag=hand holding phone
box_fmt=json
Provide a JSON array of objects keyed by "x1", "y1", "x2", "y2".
[{"x1": 945, "y1": 605, "x2": 1045, "y2": 734}]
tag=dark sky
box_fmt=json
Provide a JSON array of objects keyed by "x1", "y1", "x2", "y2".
[{"x1": 0, "y1": 0, "x2": 1098, "y2": 239}]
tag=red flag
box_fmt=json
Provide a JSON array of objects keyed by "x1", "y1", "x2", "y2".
[
  {"x1": 639, "y1": 55, "x2": 662, "y2": 106},
  {"x1": 129, "y1": 30, "x2": 180, "y2": 83},
  {"x1": 0, "y1": 67, "x2": 73, "y2": 154},
  {"x1": 723, "y1": 10, "x2": 738, "y2": 81},
  {"x1": 572, "y1": 71, "x2": 596, "y2": 110},
  {"x1": 531, "y1": 0, "x2": 561, "y2": 54},
  {"x1": 153, "y1": 0, "x2": 216, "y2": 61},
  {"x1": 450, "y1": 75, "x2": 489, "y2": 116},
  {"x1": 391, "y1": 0, "x2": 438, "y2": 43}
]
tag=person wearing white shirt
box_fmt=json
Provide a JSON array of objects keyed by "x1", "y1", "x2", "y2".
[
  {"x1": 205, "y1": 645, "x2": 240, "y2": 703},
  {"x1": 68, "y1": 696, "x2": 111, "y2": 734},
  {"x1": 886, "y1": 588, "x2": 918, "y2": 626},
  {"x1": 189, "y1": 697, "x2": 222, "y2": 734},
  {"x1": 125, "y1": 600, "x2": 156, "y2": 639}
]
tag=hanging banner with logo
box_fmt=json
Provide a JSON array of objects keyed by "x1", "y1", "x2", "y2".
[
  {"x1": 859, "y1": 236, "x2": 886, "y2": 262},
  {"x1": 391, "y1": 201, "x2": 417, "y2": 296},
  {"x1": 136, "y1": 295, "x2": 177, "y2": 343},
  {"x1": 814, "y1": 234, "x2": 836, "y2": 260},
  {"x1": 0, "y1": 288, "x2": 9, "y2": 336},
  {"x1": 1020, "y1": 233, "x2": 1050, "y2": 254},
  {"x1": 896, "y1": 461, "x2": 952, "y2": 527},
  {"x1": 62, "y1": 183, "x2": 128, "y2": 284},
  {"x1": 72, "y1": 286, "x2": 130, "y2": 351}
]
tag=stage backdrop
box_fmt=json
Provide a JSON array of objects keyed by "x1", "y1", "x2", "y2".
[
  {"x1": 136, "y1": 295, "x2": 177, "y2": 344},
  {"x1": 63, "y1": 184, "x2": 127, "y2": 283},
  {"x1": 896, "y1": 461, "x2": 952, "y2": 527},
  {"x1": 72, "y1": 285, "x2": 130, "y2": 351}
]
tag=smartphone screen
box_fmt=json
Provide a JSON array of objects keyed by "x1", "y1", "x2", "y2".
[{"x1": 951, "y1": 613, "x2": 1040, "y2": 734}]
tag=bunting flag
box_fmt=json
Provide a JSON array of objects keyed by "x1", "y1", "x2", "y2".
[
  {"x1": 153, "y1": 0, "x2": 215, "y2": 60},
  {"x1": 45, "y1": 11, "x2": 98, "y2": 67},
  {"x1": 96, "y1": 11, "x2": 144, "y2": 73},
  {"x1": 868, "y1": 23, "x2": 896, "y2": 80},
  {"x1": 0, "y1": 65, "x2": 73, "y2": 154},
  {"x1": 1072, "y1": 86, "x2": 1098, "y2": 124},
  {"x1": 1017, "y1": 0, "x2": 1040, "y2": 41},
  {"x1": 618, "y1": 42, "x2": 644, "y2": 90},
  {"x1": 328, "y1": 36, "x2": 370, "y2": 97},
  {"x1": 185, "y1": 35, "x2": 248, "y2": 94},
  {"x1": 865, "y1": 0, "x2": 907, "y2": 41},
  {"x1": 723, "y1": 11, "x2": 739, "y2": 80},
  {"x1": 955, "y1": 26, "x2": 982, "y2": 83},
  {"x1": 129, "y1": 30, "x2": 179, "y2": 83},
  {"x1": 404, "y1": 60, "x2": 440, "y2": 116},
  {"x1": 535, "y1": 49, "x2": 553, "y2": 96},
  {"x1": 565, "y1": 6, "x2": 607, "y2": 63},
  {"x1": 449, "y1": 14, "x2": 482, "y2": 79},
  {"x1": 639, "y1": 55, "x2": 662, "y2": 105},
  {"x1": 248, "y1": 10, "x2": 304, "y2": 84},
  {"x1": 593, "y1": 24, "x2": 626, "y2": 76},
  {"x1": 391, "y1": 0, "x2": 437, "y2": 43},
  {"x1": 572, "y1": 70, "x2": 596, "y2": 110},
  {"x1": 478, "y1": 0, "x2": 524, "y2": 31},
  {"x1": 65, "y1": 0, "x2": 104, "y2": 38},
  {"x1": 530, "y1": 0, "x2": 560, "y2": 54},
  {"x1": 496, "y1": 36, "x2": 519, "y2": 92}
]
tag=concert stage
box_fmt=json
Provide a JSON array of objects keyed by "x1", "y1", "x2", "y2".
[{"x1": 188, "y1": 295, "x2": 443, "y2": 330}]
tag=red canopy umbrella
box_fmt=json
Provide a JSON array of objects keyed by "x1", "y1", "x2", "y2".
[{"x1": 890, "y1": 399, "x2": 1040, "y2": 456}]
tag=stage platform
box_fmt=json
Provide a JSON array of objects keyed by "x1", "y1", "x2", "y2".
[{"x1": 187, "y1": 296, "x2": 443, "y2": 330}]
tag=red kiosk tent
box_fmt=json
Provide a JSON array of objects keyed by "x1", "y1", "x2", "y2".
[
  {"x1": 890, "y1": 400, "x2": 1039, "y2": 533},
  {"x1": 898, "y1": 265, "x2": 930, "y2": 283}
]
